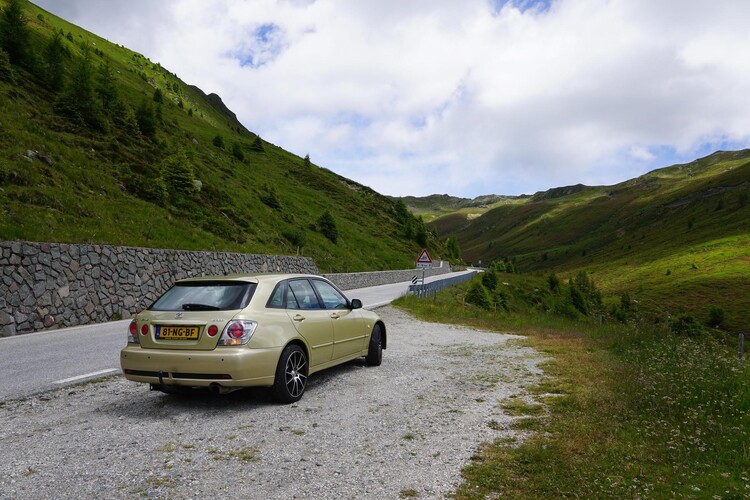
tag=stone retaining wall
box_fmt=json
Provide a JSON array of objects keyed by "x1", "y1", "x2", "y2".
[
  {"x1": 1, "y1": 240, "x2": 452, "y2": 337},
  {"x1": 0, "y1": 241, "x2": 318, "y2": 337}
]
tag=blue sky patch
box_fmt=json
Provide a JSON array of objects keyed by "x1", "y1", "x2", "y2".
[
  {"x1": 231, "y1": 23, "x2": 284, "y2": 69},
  {"x1": 490, "y1": 0, "x2": 553, "y2": 15}
]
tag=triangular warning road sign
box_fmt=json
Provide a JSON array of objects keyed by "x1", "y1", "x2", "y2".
[{"x1": 416, "y1": 249, "x2": 432, "y2": 263}]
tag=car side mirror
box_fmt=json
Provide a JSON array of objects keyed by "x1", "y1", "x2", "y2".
[{"x1": 350, "y1": 299, "x2": 362, "y2": 310}]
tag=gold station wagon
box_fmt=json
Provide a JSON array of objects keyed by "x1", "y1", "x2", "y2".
[{"x1": 120, "y1": 274, "x2": 386, "y2": 403}]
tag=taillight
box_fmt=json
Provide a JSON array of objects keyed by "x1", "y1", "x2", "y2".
[
  {"x1": 141, "y1": 324, "x2": 149, "y2": 335},
  {"x1": 127, "y1": 320, "x2": 139, "y2": 344},
  {"x1": 227, "y1": 323, "x2": 244, "y2": 338},
  {"x1": 207, "y1": 325, "x2": 219, "y2": 337},
  {"x1": 219, "y1": 320, "x2": 257, "y2": 346}
]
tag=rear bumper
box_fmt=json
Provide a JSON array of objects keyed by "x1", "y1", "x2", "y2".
[{"x1": 120, "y1": 345, "x2": 281, "y2": 388}]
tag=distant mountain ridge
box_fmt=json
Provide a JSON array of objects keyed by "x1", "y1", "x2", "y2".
[{"x1": 419, "y1": 149, "x2": 750, "y2": 331}]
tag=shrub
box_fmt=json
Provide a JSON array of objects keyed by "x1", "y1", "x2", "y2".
[
  {"x1": 620, "y1": 291, "x2": 632, "y2": 312},
  {"x1": 569, "y1": 284, "x2": 589, "y2": 315},
  {"x1": 212, "y1": 135, "x2": 224, "y2": 149},
  {"x1": 317, "y1": 210, "x2": 338, "y2": 243},
  {"x1": 611, "y1": 304, "x2": 627, "y2": 323},
  {"x1": 160, "y1": 150, "x2": 197, "y2": 199},
  {"x1": 707, "y1": 306, "x2": 725, "y2": 328},
  {"x1": 250, "y1": 135, "x2": 264, "y2": 152},
  {"x1": 231, "y1": 142, "x2": 244, "y2": 161},
  {"x1": 554, "y1": 299, "x2": 581, "y2": 320},
  {"x1": 0, "y1": 47, "x2": 12, "y2": 82},
  {"x1": 282, "y1": 230, "x2": 306, "y2": 248},
  {"x1": 259, "y1": 184, "x2": 281, "y2": 209},
  {"x1": 670, "y1": 314, "x2": 707, "y2": 337},
  {"x1": 482, "y1": 271, "x2": 498, "y2": 290},
  {"x1": 466, "y1": 280, "x2": 491, "y2": 310},
  {"x1": 547, "y1": 274, "x2": 561, "y2": 293}
]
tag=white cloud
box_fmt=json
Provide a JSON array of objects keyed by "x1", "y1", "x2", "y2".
[{"x1": 34, "y1": 0, "x2": 750, "y2": 197}]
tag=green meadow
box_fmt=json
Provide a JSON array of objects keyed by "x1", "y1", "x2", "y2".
[{"x1": 395, "y1": 275, "x2": 750, "y2": 498}]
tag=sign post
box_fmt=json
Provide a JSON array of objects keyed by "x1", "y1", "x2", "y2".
[
  {"x1": 416, "y1": 249, "x2": 432, "y2": 269},
  {"x1": 415, "y1": 250, "x2": 432, "y2": 296}
]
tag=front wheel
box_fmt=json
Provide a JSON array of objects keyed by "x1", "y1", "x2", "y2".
[
  {"x1": 365, "y1": 324, "x2": 383, "y2": 366},
  {"x1": 272, "y1": 344, "x2": 308, "y2": 403}
]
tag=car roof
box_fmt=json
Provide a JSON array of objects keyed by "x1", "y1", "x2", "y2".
[{"x1": 175, "y1": 273, "x2": 325, "y2": 284}]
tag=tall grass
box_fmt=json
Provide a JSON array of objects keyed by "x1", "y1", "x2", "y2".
[{"x1": 394, "y1": 278, "x2": 750, "y2": 498}]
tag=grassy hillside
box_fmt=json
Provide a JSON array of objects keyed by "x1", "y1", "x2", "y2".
[
  {"x1": 396, "y1": 193, "x2": 526, "y2": 222},
  {"x1": 426, "y1": 150, "x2": 750, "y2": 331},
  {"x1": 0, "y1": 0, "x2": 444, "y2": 272}
]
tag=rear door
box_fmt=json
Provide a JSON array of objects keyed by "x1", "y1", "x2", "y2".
[{"x1": 284, "y1": 279, "x2": 334, "y2": 368}]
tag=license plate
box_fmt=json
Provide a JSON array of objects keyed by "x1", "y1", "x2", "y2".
[{"x1": 156, "y1": 326, "x2": 200, "y2": 339}]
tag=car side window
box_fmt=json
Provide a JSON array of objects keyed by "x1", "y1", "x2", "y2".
[
  {"x1": 267, "y1": 282, "x2": 285, "y2": 309},
  {"x1": 286, "y1": 286, "x2": 300, "y2": 309},
  {"x1": 312, "y1": 280, "x2": 348, "y2": 310},
  {"x1": 288, "y1": 280, "x2": 321, "y2": 310}
]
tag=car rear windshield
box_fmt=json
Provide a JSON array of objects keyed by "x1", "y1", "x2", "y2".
[{"x1": 149, "y1": 281, "x2": 256, "y2": 311}]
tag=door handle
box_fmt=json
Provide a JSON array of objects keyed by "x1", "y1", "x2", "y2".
[
  {"x1": 293, "y1": 314, "x2": 305, "y2": 322},
  {"x1": 330, "y1": 313, "x2": 340, "y2": 319}
]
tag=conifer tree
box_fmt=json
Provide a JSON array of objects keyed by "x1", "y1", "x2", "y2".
[
  {"x1": 136, "y1": 98, "x2": 157, "y2": 139},
  {"x1": 43, "y1": 31, "x2": 66, "y2": 91},
  {"x1": 0, "y1": 0, "x2": 29, "y2": 66},
  {"x1": 0, "y1": 47, "x2": 12, "y2": 82},
  {"x1": 96, "y1": 58, "x2": 118, "y2": 110},
  {"x1": 55, "y1": 44, "x2": 106, "y2": 130},
  {"x1": 160, "y1": 149, "x2": 197, "y2": 198},
  {"x1": 318, "y1": 210, "x2": 338, "y2": 243}
]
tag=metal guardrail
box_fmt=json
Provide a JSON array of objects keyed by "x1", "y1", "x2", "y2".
[{"x1": 407, "y1": 271, "x2": 477, "y2": 297}]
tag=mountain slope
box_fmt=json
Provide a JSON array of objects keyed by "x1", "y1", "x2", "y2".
[
  {"x1": 425, "y1": 150, "x2": 750, "y2": 331},
  {"x1": 0, "y1": 0, "x2": 443, "y2": 272}
]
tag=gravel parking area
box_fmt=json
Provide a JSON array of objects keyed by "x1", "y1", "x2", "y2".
[{"x1": 0, "y1": 306, "x2": 545, "y2": 499}]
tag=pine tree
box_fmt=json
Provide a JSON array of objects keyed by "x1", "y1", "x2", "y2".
[
  {"x1": 0, "y1": 0, "x2": 29, "y2": 66},
  {"x1": 43, "y1": 31, "x2": 66, "y2": 91},
  {"x1": 446, "y1": 236, "x2": 461, "y2": 260},
  {"x1": 160, "y1": 150, "x2": 197, "y2": 198},
  {"x1": 415, "y1": 216, "x2": 428, "y2": 247},
  {"x1": 250, "y1": 135, "x2": 264, "y2": 152},
  {"x1": 96, "y1": 58, "x2": 118, "y2": 110},
  {"x1": 136, "y1": 98, "x2": 157, "y2": 139},
  {"x1": 0, "y1": 47, "x2": 12, "y2": 82},
  {"x1": 231, "y1": 142, "x2": 244, "y2": 161},
  {"x1": 318, "y1": 210, "x2": 338, "y2": 244},
  {"x1": 55, "y1": 44, "x2": 106, "y2": 130}
]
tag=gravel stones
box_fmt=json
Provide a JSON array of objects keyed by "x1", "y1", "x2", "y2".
[{"x1": 0, "y1": 307, "x2": 545, "y2": 499}]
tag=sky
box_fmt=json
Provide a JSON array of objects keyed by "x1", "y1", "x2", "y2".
[{"x1": 33, "y1": 0, "x2": 750, "y2": 198}]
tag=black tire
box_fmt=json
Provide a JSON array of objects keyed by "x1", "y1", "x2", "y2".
[
  {"x1": 272, "y1": 344, "x2": 308, "y2": 404},
  {"x1": 365, "y1": 324, "x2": 383, "y2": 367}
]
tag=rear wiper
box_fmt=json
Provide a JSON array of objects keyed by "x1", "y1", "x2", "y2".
[{"x1": 181, "y1": 303, "x2": 220, "y2": 311}]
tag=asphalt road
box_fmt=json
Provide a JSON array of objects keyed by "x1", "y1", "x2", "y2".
[{"x1": 0, "y1": 271, "x2": 473, "y2": 402}]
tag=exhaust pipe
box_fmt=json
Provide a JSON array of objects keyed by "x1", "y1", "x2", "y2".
[{"x1": 209, "y1": 382, "x2": 236, "y2": 395}]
